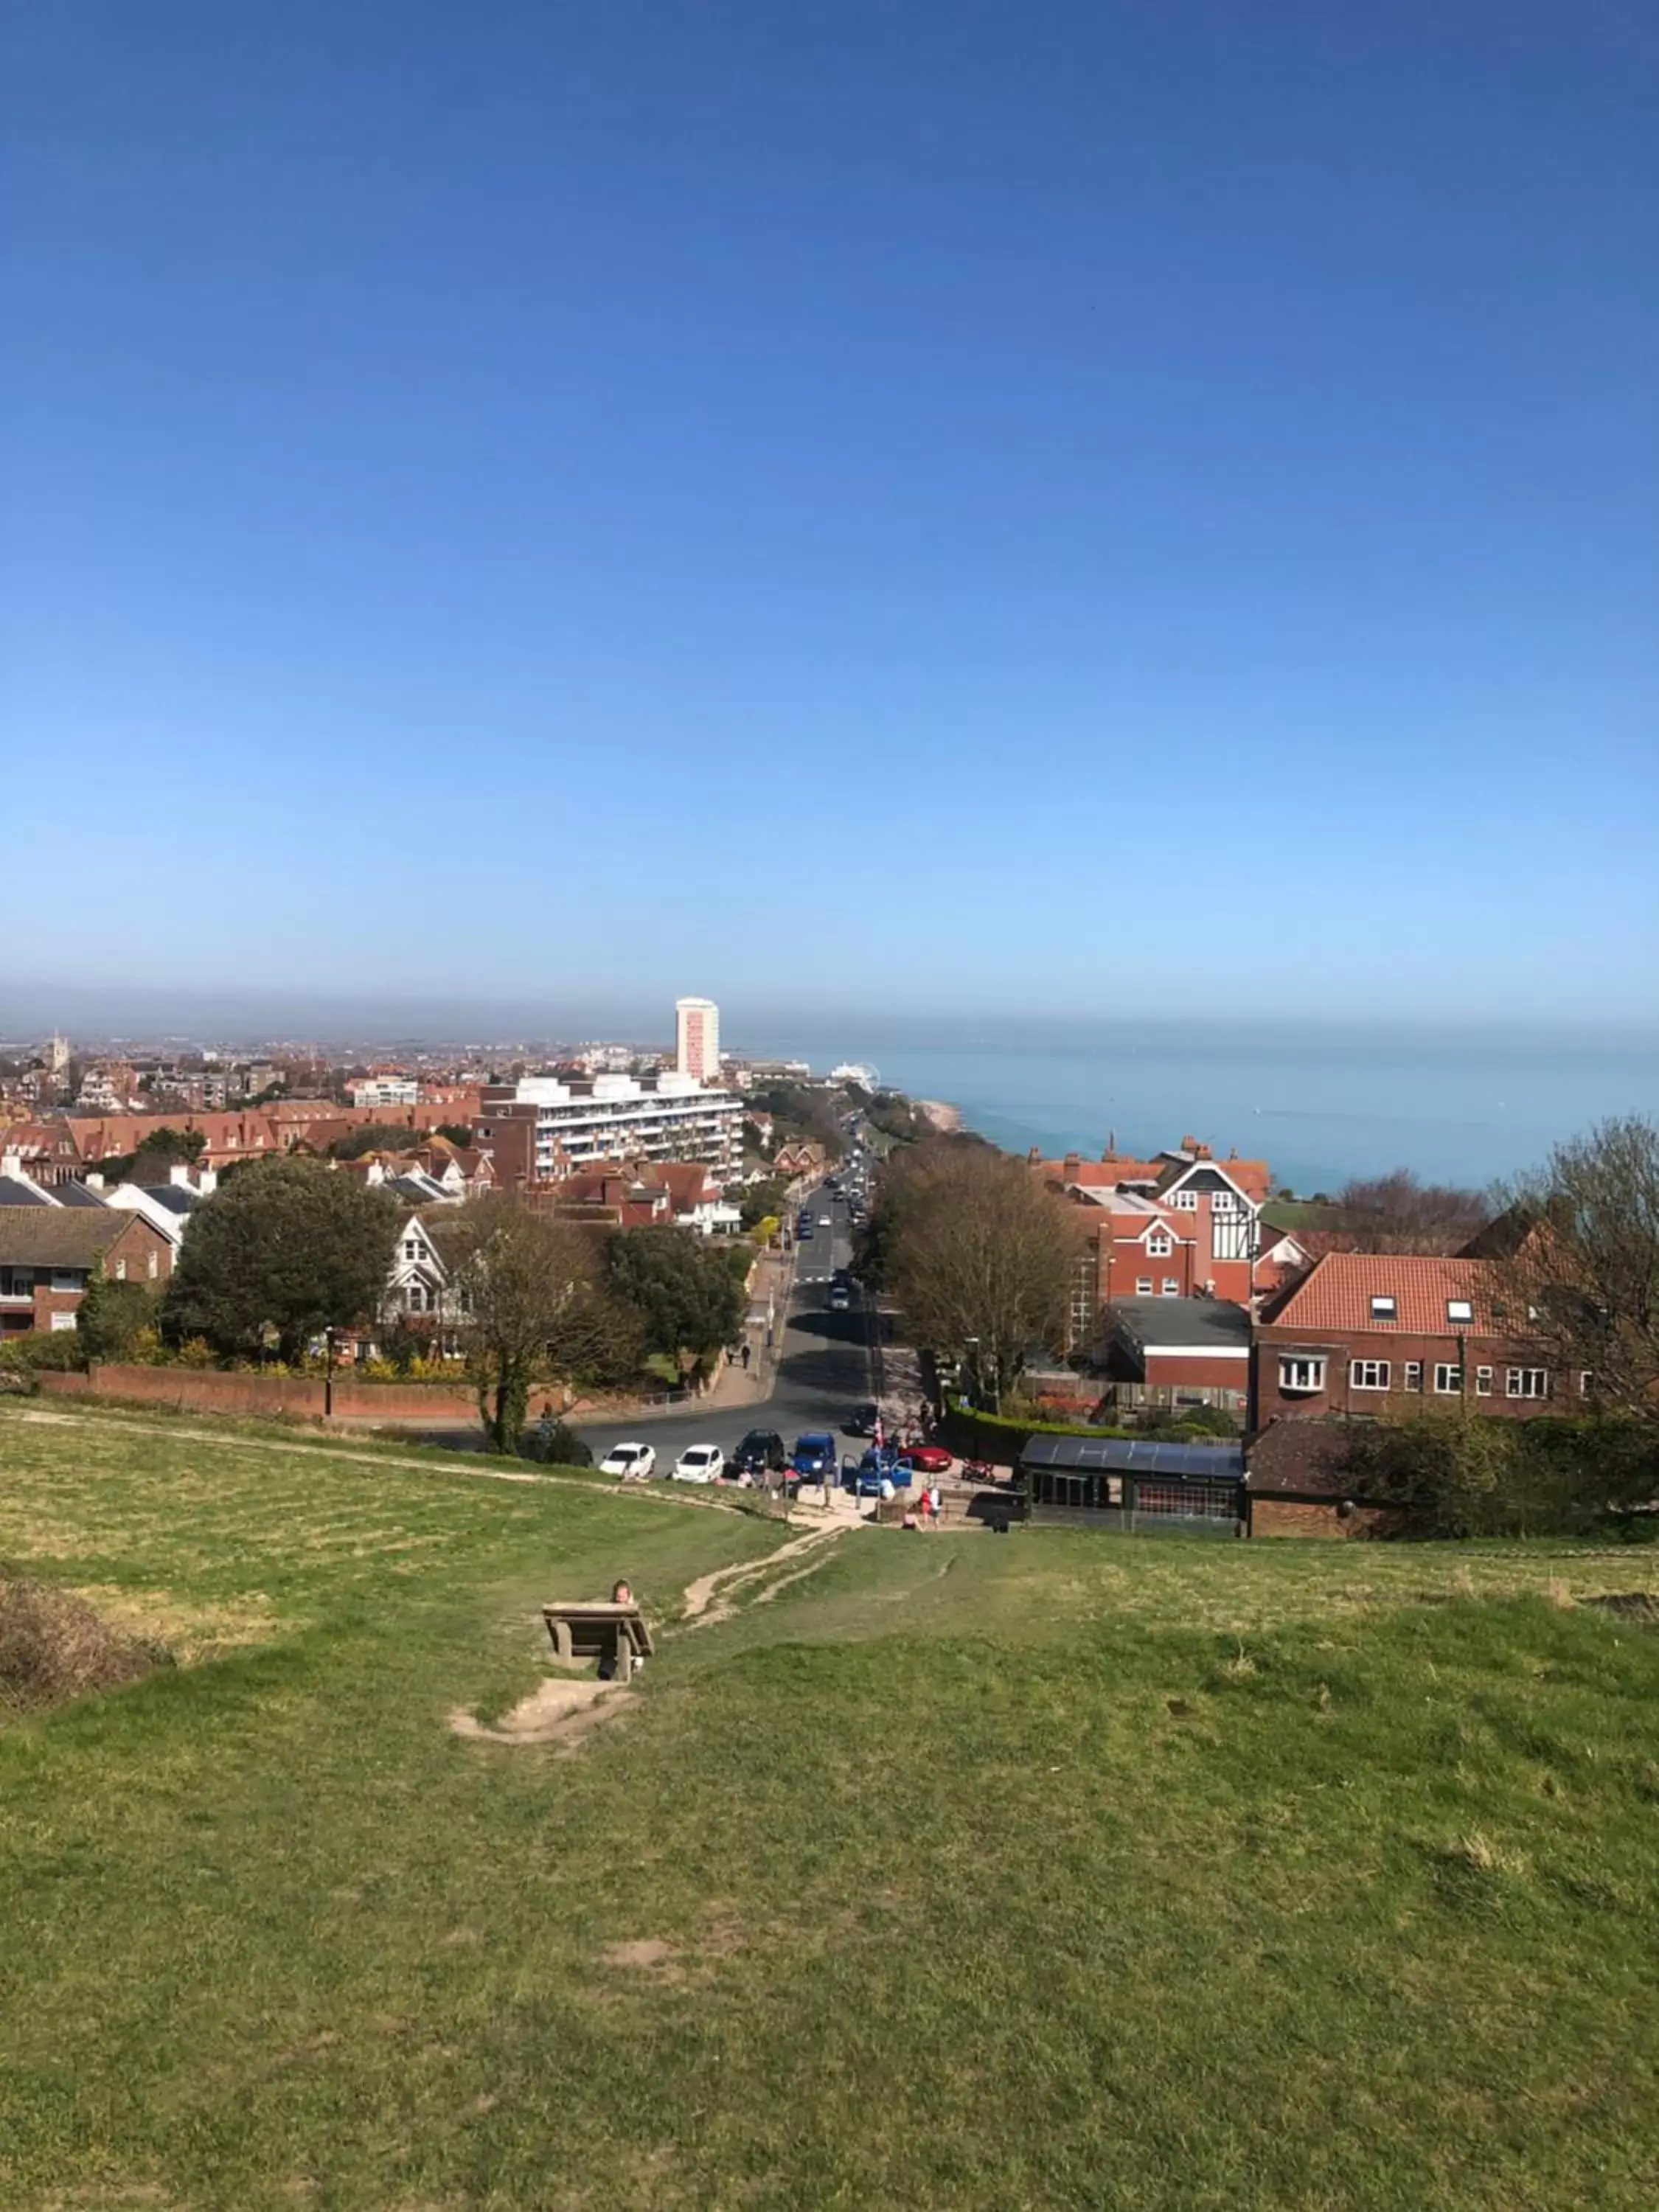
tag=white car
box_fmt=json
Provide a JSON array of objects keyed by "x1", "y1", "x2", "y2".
[
  {"x1": 671, "y1": 1444, "x2": 725, "y2": 1484},
  {"x1": 819, "y1": 1214, "x2": 833, "y2": 1227},
  {"x1": 600, "y1": 1441, "x2": 656, "y2": 1481}
]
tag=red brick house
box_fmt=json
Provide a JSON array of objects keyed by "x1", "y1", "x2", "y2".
[
  {"x1": 1253, "y1": 1252, "x2": 1566, "y2": 1427},
  {"x1": 0, "y1": 1206, "x2": 175, "y2": 1336},
  {"x1": 1099, "y1": 1296, "x2": 1252, "y2": 1414}
]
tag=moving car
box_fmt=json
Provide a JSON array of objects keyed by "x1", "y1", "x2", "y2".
[
  {"x1": 731, "y1": 1427, "x2": 787, "y2": 1476},
  {"x1": 843, "y1": 1401, "x2": 880, "y2": 1437},
  {"x1": 671, "y1": 1444, "x2": 726, "y2": 1484},
  {"x1": 818, "y1": 1214, "x2": 833, "y2": 1228},
  {"x1": 828, "y1": 1284, "x2": 851, "y2": 1312},
  {"x1": 791, "y1": 1432, "x2": 836, "y2": 1481},
  {"x1": 599, "y1": 1441, "x2": 655, "y2": 1480},
  {"x1": 900, "y1": 1443, "x2": 953, "y2": 1476}
]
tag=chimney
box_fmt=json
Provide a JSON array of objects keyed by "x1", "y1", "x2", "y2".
[
  {"x1": 1, "y1": 1149, "x2": 22, "y2": 1182},
  {"x1": 198, "y1": 1167, "x2": 218, "y2": 1195},
  {"x1": 85, "y1": 1172, "x2": 105, "y2": 1192},
  {"x1": 170, "y1": 1162, "x2": 191, "y2": 1186},
  {"x1": 1062, "y1": 1152, "x2": 1081, "y2": 1177}
]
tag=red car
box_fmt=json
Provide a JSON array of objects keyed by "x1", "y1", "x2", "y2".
[{"x1": 900, "y1": 1444, "x2": 953, "y2": 1475}]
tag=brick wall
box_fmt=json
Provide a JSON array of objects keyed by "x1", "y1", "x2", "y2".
[
  {"x1": 38, "y1": 1365, "x2": 481, "y2": 1422},
  {"x1": 1254, "y1": 1325, "x2": 1565, "y2": 1425}
]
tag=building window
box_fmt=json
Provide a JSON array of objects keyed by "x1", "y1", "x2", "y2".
[
  {"x1": 1279, "y1": 1356, "x2": 1326, "y2": 1394},
  {"x1": 1147, "y1": 1231, "x2": 1172, "y2": 1256},
  {"x1": 1350, "y1": 1359, "x2": 1391, "y2": 1391},
  {"x1": 1162, "y1": 1278, "x2": 1180, "y2": 1296},
  {"x1": 407, "y1": 1285, "x2": 425, "y2": 1312},
  {"x1": 1369, "y1": 1296, "x2": 1397, "y2": 1322},
  {"x1": 1579, "y1": 1371, "x2": 1593, "y2": 1397},
  {"x1": 147, "y1": 1251, "x2": 159, "y2": 1279},
  {"x1": 1171, "y1": 1189, "x2": 1197, "y2": 1211},
  {"x1": 1447, "y1": 1298, "x2": 1473, "y2": 1324},
  {"x1": 114, "y1": 1259, "x2": 127, "y2": 1281},
  {"x1": 1433, "y1": 1363, "x2": 1462, "y2": 1394},
  {"x1": 1475, "y1": 1366, "x2": 1493, "y2": 1395},
  {"x1": 1211, "y1": 1192, "x2": 1237, "y2": 1214},
  {"x1": 51, "y1": 1270, "x2": 79, "y2": 1293},
  {"x1": 50, "y1": 1312, "x2": 77, "y2": 1332},
  {"x1": 1135, "y1": 1276, "x2": 1153, "y2": 1295},
  {"x1": 1506, "y1": 1367, "x2": 1550, "y2": 1399},
  {"x1": 1404, "y1": 1361, "x2": 1422, "y2": 1391}
]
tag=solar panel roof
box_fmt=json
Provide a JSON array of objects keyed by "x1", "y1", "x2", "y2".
[{"x1": 1017, "y1": 1435, "x2": 1244, "y2": 1478}]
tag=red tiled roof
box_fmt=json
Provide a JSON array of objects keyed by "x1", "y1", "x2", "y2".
[{"x1": 1265, "y1": 1251, "x2": 1500, "y2": 1335}]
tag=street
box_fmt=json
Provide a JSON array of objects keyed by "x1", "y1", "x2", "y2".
[{"x1": 575, "y1": 1180, "x2": 877, "y2": 1464}]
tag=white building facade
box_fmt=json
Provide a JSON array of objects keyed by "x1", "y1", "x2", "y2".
[{"x1": 477, "y1": 1071, "x2": 745, "y2": 1181}]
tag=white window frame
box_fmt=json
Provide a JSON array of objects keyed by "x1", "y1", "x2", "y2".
[
  {"x1": 1279, "y1": 1355, "x2": 1326, "y2": 1394},
  {"x1": 1350, "y1": 1359, "x2": 1391, "y2": 1391},
  {"x1": 1135, "y1": 1276, "x2": 1153, "y2": 1295},
  {"x1": 1475, "y1": 1366, "x2": 1493, "y2": 1396},
  {"x1": 1369, "y1": 1296, "x2": 1397, "y2": 1322},
  {"x1": 1506, "y1": 1367, "x2": 1549, "y2": 1400},
  {"x1": 1146, "y1": 1230, "x2": 1173, "y2": 1257},
  {"x1": 1446, "y1": 1298, "x2": 1473, "y2": 1324},
  {"x1": 1404, "y1": 1360, "x2": 1422, "y2": 1391},
  {"x1": 1161, "y1": 1278, "x2": 1180, "y2": 1296},
  {"x1": 1433, "y1": 1363, "x2": 1462, "y2": 1394},
  {"x1": 1171, "y1": 1189, "x2": 1198, "y2": 1211}
]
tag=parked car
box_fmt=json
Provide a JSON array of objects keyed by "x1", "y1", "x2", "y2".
[
  {"x1": 900, "y1": 1444, "x2": 953, "y2": 1475},
  {"x1": 818, "y1": 1214, "x2": 833, "y2": 1227},
  {"x1": 851, "y1": 1446, "x2": 910, "y2": 1496},
  {"x1": 791, "y1": 1432, "x2": 836, "y2": 1480},
  {"x1": 671, "y1": 1444, "x2": 725, "y2": 1484},
  {"x1": 599, "y1": 1441, "x2": 655, "y2": 1480},
  {"x1": 828, "y1": 1284, "x2": 851, "y2": 1311},
  {"x1": 844, "y1": 1401, "x2": 880, "y2": 1437},
  {"x1": 731, "y1": 1427, "x2": 787, "y2": 1476}
]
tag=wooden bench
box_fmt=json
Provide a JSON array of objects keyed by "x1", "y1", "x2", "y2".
[{"x1": 540, "y1": 1602, "x2": 654, "y2": 1683}]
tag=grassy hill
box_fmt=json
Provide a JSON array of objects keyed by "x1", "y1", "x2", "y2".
[{"x1": 2, "y1": 1403, "x2": 1658, "y2": 2210}]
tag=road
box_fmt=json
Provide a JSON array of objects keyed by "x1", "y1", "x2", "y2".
[{"x1": 575, "y1": 1180, "x2": 877, "y2": 1466}]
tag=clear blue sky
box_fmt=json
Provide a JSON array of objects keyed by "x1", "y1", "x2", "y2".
[{"x1": 4, "y1": 1, "x2": 1655, "y2": 1032}]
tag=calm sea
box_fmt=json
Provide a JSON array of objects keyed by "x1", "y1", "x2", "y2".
[{"x1": 737, "y1": 1018, "x2": 1659, "y2": 1196}]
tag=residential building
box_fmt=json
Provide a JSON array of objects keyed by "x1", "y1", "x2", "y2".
[
  {"x1": 1096, "y1": 1297, "x2": 1252, "y2": 1415},
  {"x1": 1252, "y1": 1253, "x2": 1562, "y2": 1427},
  {"x1": 675, "y1": 997, "x2": 720, "y2": 1083},
  {"x1": 0, "y1": 1206, "x2": 175, "y2": 1335},
  {"x1": 476, "y1": 1071, "x2": 744, "y2": 1186},
  {"x1": 347, "y1": 1073, "x2": 420, "y2": 1108},
  {"x1": 93, "y1": 1163, "x2": 220, "y2": 1251}
]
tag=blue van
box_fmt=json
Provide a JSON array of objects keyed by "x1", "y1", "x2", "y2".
[{"x1": 791, "y1": 1432, "x2": 835, "y2": 1481}]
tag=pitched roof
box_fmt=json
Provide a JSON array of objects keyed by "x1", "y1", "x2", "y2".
[
  {"x1": 1263, "y1": 1251, "x2": 1500, "y2": 1335},
  {"x1": 0, "y1": 1206, "x2": 132, "y2": 1265},
  {"x1": 0, "y1": 1175, "x2": 53, "y2": 1206}
]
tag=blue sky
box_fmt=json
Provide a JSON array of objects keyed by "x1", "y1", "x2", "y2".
[{"x1": 4, "y1": 0, "x2": 1655, "y2": 1034}]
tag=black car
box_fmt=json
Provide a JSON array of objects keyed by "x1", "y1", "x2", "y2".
[
  {"x1": 731, "y1": 1427, "x2": 787, "y2": 1475},
  {"x1": 843, "y1": 1401, "x2": 880, "y2": 1438}
]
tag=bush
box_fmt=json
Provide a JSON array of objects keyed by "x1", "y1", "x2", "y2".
[
  {"x1": 77, "y1": 1277, "x2": 159, "y2": 1363},
  {"x1": 0, "y1": 1572, "x2": 170, "y2": 1712},
  {"x1": 0, "y1": 1329, "x2": 88, "y2": 1375},
  {"x1": 525, "y1": 1416, "x2": 593, "y2": 1467},
  {"x1": 1342, "y1": 1411, "x2": 1659, "y2": 1537}
]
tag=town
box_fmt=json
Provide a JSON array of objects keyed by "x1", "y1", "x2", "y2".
[{"x1": 1, "y1": 995, "x2": 1649, "y2": 1545}]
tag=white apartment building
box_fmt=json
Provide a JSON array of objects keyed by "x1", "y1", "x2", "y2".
[
  {"x1": 347, "y1": 1075, "x2": 420, "y2": 1107},
  {"x1": 675, "y1": 996, "x2": 720, "y2": 1083},
  {"x1": 476, "y1": 1071, "x2": 744, "y2": 1183}
]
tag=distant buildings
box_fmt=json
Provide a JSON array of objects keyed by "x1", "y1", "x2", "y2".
[
  {"x1": 347, "y1": 1071, "x2": 420, "y2": 1108},
  {"x1": 476, "y1": 1070, "x2": 744, "y2": 1186}
]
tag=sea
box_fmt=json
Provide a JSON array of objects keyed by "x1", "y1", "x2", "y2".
[{"x1": 734, "y1": 1017, "x2": 1659, "y2": 1197}]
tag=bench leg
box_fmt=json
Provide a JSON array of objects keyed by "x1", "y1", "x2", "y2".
[{"x1": 550, "y1": 1620, "x2": 574, "y2": 1663}]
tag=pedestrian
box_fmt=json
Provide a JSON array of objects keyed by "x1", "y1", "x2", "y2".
[
  {"x1": 928, "y1": 1480, "x2": 943, "y2": 1526},
  {"x1": 741, "y1": 1341, "x2": 751, "y2": 1370}
]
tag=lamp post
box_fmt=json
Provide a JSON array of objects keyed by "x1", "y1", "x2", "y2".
[{"x1": 324, "y1": 1326, "x2": 338, "y2": 1419}]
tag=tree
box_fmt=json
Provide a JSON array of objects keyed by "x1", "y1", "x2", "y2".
[
  {"x1": 161, "y1": 1158, "x2": 400, "y2": 1362},
  {"x1": 878, "y1": 1143, "x2": 1078, "y2": 1404},
  {"x1": 738, "y1": 1176, "x2": 789, "y2": 1232},
  {"x1": 94, "y1": 1126, "x2": 207, "y2": 1186},
  {"x1": 1494, "y1": 1116, "x2": 1659, "y2": 1425},
  {"x1": 76, "y1": 1274, "x2": 159, "y2": 1363},
  {"x1": 446, "y1": 1198, "x2": 616, "y2": 1453},
  {"x1": 433, "y1": 1122, "x2": 474, "y2": 1149},
  {"x1": 328, "y1": 1122, "x2": 420, "y2": 1161},
  {"x1": 1335, "y1": 1170, "x2": 1490, "y2": 1253},
  {"x1": 605, "y1": 1228, "x2": 748, "y2": 1386}
]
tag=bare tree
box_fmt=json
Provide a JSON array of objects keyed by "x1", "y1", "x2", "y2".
[
  {"x1": 1336, "y1": 1169, "x2": 1491, "y2": 1254},
  {"x1": 1493, "y1": 1116, "x2": 1659, "y2": 1424},
  {"x1": 445, "y1": 1198, "x2": 613, "y2": 1453},
  {"x1": 882, "y1": 1144, "x2": 1078, "y2": 1405}
]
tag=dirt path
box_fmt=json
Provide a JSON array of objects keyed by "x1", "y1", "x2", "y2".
[
  {"x1": 448, "y1": 1675, "x2": 633, "y2": 1750},
  {"x1": 680, "y1": 1521, "x2": 854, "y2": 1627}
]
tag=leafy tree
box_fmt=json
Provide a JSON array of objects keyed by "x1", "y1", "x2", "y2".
[
  {"x1": 433, "y1": 1122, "x2": 474, "y2": 1149},
  {"x1": 447, "y1": 1198, "x2": 616, "y2": 1453},
  {"x1": 1493, "y1": 1116, "x2": 1659, "y2": 1425},
  {"x1": 328, "y1": 1122, "x2": 420, "y2": 1162},
  {"x1": 76, "y1": 1275, "x2": 159, "y2": 1363},
  {"x1": 1341, "y1": 1408, "x2": 1658, "y2": 1537},
  {"x1": 877, "y1": 1142, "x2": 1077, "y2": 1405},
  {"x1": 739, "y1": 1176, "x2": 789, "y2": 1231},
  {"x1": 161, "y1": 1158, "x2": 400, "y2": 1362},
  {"x1": 94, "y1": 1126, "x2": 206, "y2": 1186},
  {"x1": 605, "y1": 1228, "x2": 748, "y2": 1385},
  {"x1": 1335, "y1": 1169, "x2": 1490, "y2": 1253}
]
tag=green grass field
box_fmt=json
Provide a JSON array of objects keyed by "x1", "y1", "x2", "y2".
[{"x1": 3, "y1": 1402, "x2": 1658, "y2": 2211}]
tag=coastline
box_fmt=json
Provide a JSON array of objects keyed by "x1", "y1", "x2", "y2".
[{"x1": 914, "y1": 1098, "x2": 964, "y2": 1135}]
